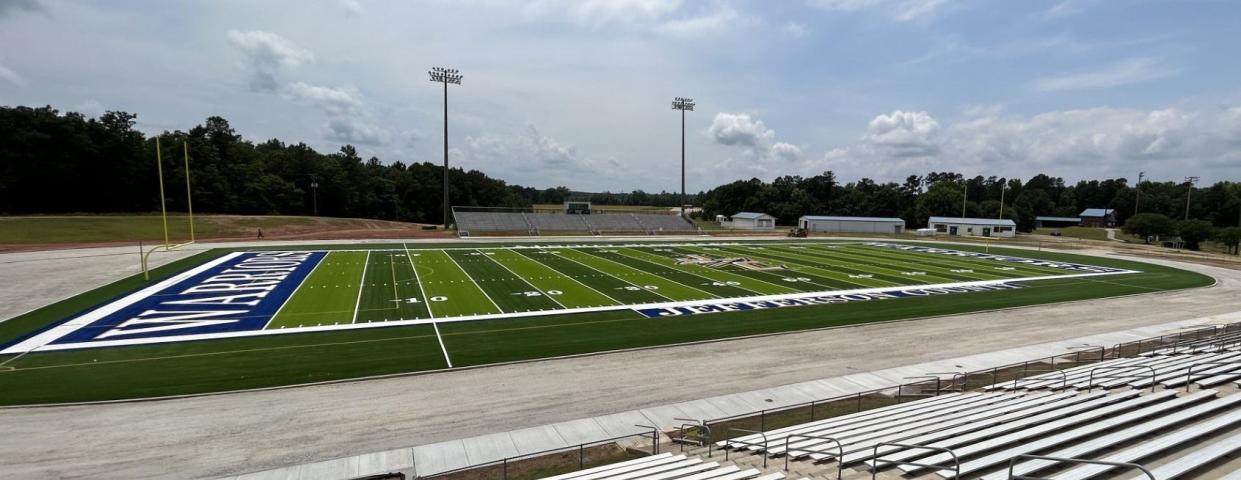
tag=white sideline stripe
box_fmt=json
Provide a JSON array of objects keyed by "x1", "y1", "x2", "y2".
[
  {"x1": 404, "y1": 243, "x2": 434, "y2": 319},
  {"x1": 350, "y1": 251, "x2": 371, "y2": 324},
  {"x1": 0, "y1": 252, "x2": 245, "y2": 355},
  {"x1": 432, "y1": 322, "x2": 452, "y2": 368},
  {"x1": 262, "y1": 251, "x2": 328, "y2": 329},
  {"x1": 5, "y1": 268, "x2": 1137, "y2": 353}
]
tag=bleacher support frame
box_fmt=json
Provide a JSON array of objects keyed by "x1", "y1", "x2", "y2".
[
  {"x1": 1004, "y1": 454, "x2": 1155, "y2": 480},
  {"x1": 784, "y1": 434, "x2": 842, "y2": 479},
  {"x1": 1086, "y1": 365, "x2": 1157, "y2": 392},
  {"x1": 871, "y1": 443, "x2": 959, "y2": 479}
]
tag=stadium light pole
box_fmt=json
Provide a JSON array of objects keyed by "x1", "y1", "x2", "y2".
[
  {"x1": 1184, "y1": 176, "x2": 1199, "y2": 220},
  {"x1": 429, "y1": 66, "x2": 463, "y2": 228},
  {"x1": 671, "y1": 97, "x2": 695, "y2": 218},
  {"x1": 310, "y1": 181, "x2": 319, "y2": 216}
]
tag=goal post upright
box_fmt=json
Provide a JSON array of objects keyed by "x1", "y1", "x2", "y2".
[
  {"x1": 183, "y1": 140, "x2": 195, "y2": 243},
  {"x1": 155, "y1": 136, "x2": 169, "y2": 250}
]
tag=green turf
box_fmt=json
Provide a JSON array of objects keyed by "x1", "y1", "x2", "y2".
[
  {"x1": 267, "y1": 251, "x2": 367, "y2": 328},
  {"x1": 487, "y1": 249, "x2": 618, "y2": 308},
  {"x1": 414, "y1": 249, "x2": 503, "y2": 317},
  {"x1": 0, "y1": 241, "x2": 1215, "y2": 405}
]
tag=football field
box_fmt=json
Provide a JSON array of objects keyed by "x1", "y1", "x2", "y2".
[{"x1": 0, "y1": 240, "x2": 1214, "y2": 404}]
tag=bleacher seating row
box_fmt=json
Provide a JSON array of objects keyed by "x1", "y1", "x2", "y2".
[
  {"x1": 454, "y1": 211, "x2": 698, "y2": 236},
  {"x1": 710, "y1": 344, "x2": 1241, "y2": 479},
  {"x1": 538, "y1": 453, "x2": 788, "y2": 480}
]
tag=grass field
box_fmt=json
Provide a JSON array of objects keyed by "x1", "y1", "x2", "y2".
[
  {"x1": 0, "y1": 240, "x2": 1214, "y2": 405},
  {"x1": 0, "y1": 214, "x2": 422, "y2": 244}
]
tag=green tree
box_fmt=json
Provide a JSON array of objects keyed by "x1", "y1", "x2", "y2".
[
  {"x1": 1123, "y1": 213, "x2": 1176, "y2": 243},
  {"x1": 1215, "y1": 227, "x2": 1241, "y2": 255},
  {"x1": 1176, "y1": 219, "x2": 1214, "y2": 251}
]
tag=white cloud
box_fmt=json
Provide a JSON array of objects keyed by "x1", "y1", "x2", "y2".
[
  {"x1": 817, "y1": 105, "x2": 1241, "y2": 182},
  {"x1": 1032, "y1": 57, "x2": 1179, "y2": 92},
  {"x1": 459, "y1": 124, "x2": 628, "y2": 187},
  {"x1": 338, "y1": 0, "x2": 363, "y2": 16},
  {"x1": 808, "y1": 0, "x2": 952, "y2": 22},
  {"x1": 783, "y1": 22, "x2": 808, "y2": 37},
  {"x1": 324, "y1": 118, "x2": 388, "y2": 145},
  {"x1": 281, "y1": 82, "x2": 362, "y2": 116},
  {"x1": 226, "y1": 30, "x2": 314, "y2": 92},
  {"x1": 709, "y1": 112, "x2": 775, "y2": 147},
  {"x1": 709, "y1": 112, "x2": 804, "y2": 174},
  {"x1": 0, "y1": 0, "x2": 43, "y2": 17},
  {"x1": 1042, "y1": 0, "x2": 1087, "y2": 19},
  {"x1": 862, "y1": 110, "x2": 940, "y2": 157},
  {"x1": 525, "y1": 0, "x2": 681, "y2": 27},
  {"x1": 0, "y1": 60, "x2": 25, "y2": 86},
  {"x1": 654, "y1": 6, "x2": 743, "y2": 37}
]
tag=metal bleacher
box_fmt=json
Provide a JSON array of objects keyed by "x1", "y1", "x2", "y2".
[
  {"x1": 535, "y1": 453, "x2": 785, "y2": 480},
  {"x1": 708, "y1": 338, "x2": 1241, "y2": 479},
  {"x1": 452, "y1": 208, "x2": 698, "y2": 236}
]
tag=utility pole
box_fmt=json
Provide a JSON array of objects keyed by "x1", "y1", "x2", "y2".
[
  {"x1": 961, "y1": 183, "x2": 968, "y2": 219},
  {"x1": 429, "y1": 66, "x2": 463, "y2": 228},
  {"x1": 1134, "y1": 171, "x2": 1144, "y2": 216},
  {"x1": 671, "y1": 97, "x2": 695, "y2": 217},
  {"x1": 997, "y1": 180, "x2": 1007, "y2": 224},
  {"x1": 1184, "y1": 176, "x2": 1199, "y2": 220}
]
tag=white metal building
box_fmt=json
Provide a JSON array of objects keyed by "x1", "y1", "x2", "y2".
[
  {"x1": 798, "y1": 215, "x2": 905, "y2": 234},
  {"x1": 729, "y1": 212, "x2": 776, "y2": 230},
  {"x1": 927, "y1": 216, "x2": 1017, "y2": 238}
]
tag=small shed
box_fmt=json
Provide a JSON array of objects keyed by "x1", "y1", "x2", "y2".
[
  {"x1": 928, "y1": 216, "x2": 1017, "y2": 238},
  {"x1": 730, "y1": 212, "x2": 776, "y2": 230},
  {"x1": 799, "y1": 215, "x2": 905, "y2": 234},
  {"x1": 1079, "y1": 208, "x2": 1116, "y2": 228}
]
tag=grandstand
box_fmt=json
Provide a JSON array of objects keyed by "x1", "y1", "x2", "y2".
[
  {"x1": 420, "y1": 325, "x2": 1241, "y2": 480},
  {"x1": 453, "y1": 207, "x2": 700, "y2": 236}
]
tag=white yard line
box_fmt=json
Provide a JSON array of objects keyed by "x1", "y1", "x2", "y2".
[
  {"x1": 479, "y1": 249, "x2": 567, "y2": 309},
  {"x1": 547, "y1": 247, "x2": 674, "y2": 302},
  {"x1": 262, "y1": 252, "x2": 329, "y2": 329},
  {"x1": 440, "y1": 249, "x2": 504, "y2": 313},
  {"x1": 15, "y1": 269, "x2": 1139, "y2": 353},
  {"x1": 511, "y1": 249, "x2": 625, "y2": 305},
  {"x1": 432, "y1": 322, "x2": 453, "y2": 368},
  {"x1": 404, "y1": 243, "x2": 434, "y2": 319},
  {"x1": 614, "y1": 247, "x2": 768, "y2": 296},
  {"x1": 573, "y1": 247, "x2": 722, "y2": 299},
  {"x1": 350, "y1": 251, "x2": 371, "y2": 324}
]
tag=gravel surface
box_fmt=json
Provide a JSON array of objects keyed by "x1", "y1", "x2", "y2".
[{"x1": 0, "y1": 243, "x2": 1236, "y2": 479}]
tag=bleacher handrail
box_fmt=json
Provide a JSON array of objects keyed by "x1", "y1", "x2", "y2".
[
  {"x1": 784, "y1": 434, "x2": 842, "y2": 479},
  {"x1": 724, "y1": 427, "x2": 769, "y2": 468},
  {"x1": 1184, "y1": 361, "x2": 1241, "y2": 392},
  {"x1": 871, "y1": 443, "x2": 959, "y2": 479},
  {"x1": 1005, "y1": 454, "x2": 1154, "y2": 480}
]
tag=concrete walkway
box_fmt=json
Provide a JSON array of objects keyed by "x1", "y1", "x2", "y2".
[{"x1": 224, "y1": 311, "x2": 1241, "y2": 480}]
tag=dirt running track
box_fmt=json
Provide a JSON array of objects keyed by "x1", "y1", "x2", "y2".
[{"x1": 0, "y1": 244, "x2": 1237, "y2": 479}]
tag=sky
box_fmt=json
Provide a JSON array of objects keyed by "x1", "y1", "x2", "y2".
[{"x1": 1, "y1": 0, "x2": 1239, "y2": 193}]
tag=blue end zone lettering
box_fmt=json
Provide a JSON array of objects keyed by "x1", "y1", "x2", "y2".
[
  {"x1": 634, "y1": 282, "x2": 1024, "y2": 319},
  {"x1": 46, "y1": 251, "x2": 324, "y2": 345}
]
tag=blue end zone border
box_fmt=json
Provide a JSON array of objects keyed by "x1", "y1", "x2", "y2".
[{"x1": 0, "y1": 251, "x2": 324, "y2": 353}]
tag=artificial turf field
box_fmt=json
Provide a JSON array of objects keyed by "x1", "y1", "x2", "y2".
[{"x1": 0, "y1": 240, "x2": 1215, "y2": 405}]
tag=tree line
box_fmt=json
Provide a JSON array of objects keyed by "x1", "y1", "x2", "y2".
[
  {"x1": 0, "y1": 106, "x2": 527, "y2": 222},
  {"x1": 1, "y1": 105, "x2": 1237, "y2": 252}
]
